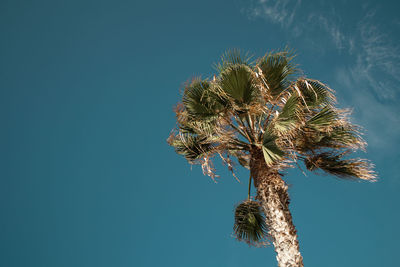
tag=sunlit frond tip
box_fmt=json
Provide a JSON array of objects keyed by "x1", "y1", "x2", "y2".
[
  {"x1": 305, "y1": 152, "x2": 377, "y2": 181},
  {"x1": 214, "y1": 48, "x2": 253, "y2": 72}
]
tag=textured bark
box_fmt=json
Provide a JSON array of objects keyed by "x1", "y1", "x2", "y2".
[{"x1": 251, "y1": 148, "x2": 304, "y2": 267}]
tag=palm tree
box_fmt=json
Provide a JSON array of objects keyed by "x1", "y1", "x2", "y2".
[{"x1": 167, "y1": 49, "x2": 376, "y2": 267}]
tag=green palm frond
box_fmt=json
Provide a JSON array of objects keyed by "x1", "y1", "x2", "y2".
[
  {"x1": 262, "y1": 129, "x2": 285, "y2": 166},
  {"x1": 182, "y1": 78, "x2": 223, "y2": 120},
  {"x1": 295, "y1": 79, "x2": 335, "y2": 107},
  {"x1": 304, "y1": 152, "x2": 376, "y2": 181},
  {"x1": 313, "y1": 126, "x2": 365, "y2": 150},
  {"x1": 295, "y1": 123, "x2": 365, "y2": 152},
  {"x1": 257, "y1": 50, "x2": 298, "y2": 97},
  {"x1": 306, "y1": 106, "x2": 337, "y2": 130},
  {"x1": 218, "y1": 64, "x2": 259, "y2": 107},
  {"x1": 234, "y1": 200, "x2": 269, "y2": 246},
  {"x1": 168, "y1": 133, "x2": 215, "y2": 162},
  {"x1": 275, "y1": 94, "x2": 299, "y2": 132},
  {"x1": 215, "y1": 49, "x2": 252, "y2": 72}
]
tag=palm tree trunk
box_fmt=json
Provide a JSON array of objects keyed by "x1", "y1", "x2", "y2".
[{"x1": 251, "y1": 148, "x2": 304, "y2": 267}]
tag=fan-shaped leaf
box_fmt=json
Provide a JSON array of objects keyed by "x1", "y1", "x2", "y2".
[
  {"x1": 262, "y1": 130, "x2": 284, "y2": 165},
  {"x1": 182, "y1": 79, "x2": 223, "y2": 120},
  {"x1": 306, "y1": 106, "x2": 337, "y2": 130},
  {"x1": 295, "y1": 79, "x2": 335, "y2": 107},
  {"x1": 233, "y1": 200, "x2": 269, "y2": 246},
  {"x1": 275, "y1": 94, "x2": 299, "y2": 132},
  {"x1": 304, "y1": 152, "x2": 376, "y2": 181},
  {"x1": 257, "y1": 50, "x2": 297, "y2": 97},
  {"x1": 314, "y1": 126, "x2": 364, "y2": 150},
  {"x1": 169, "y1": 133, "x2": 215, "y2": 162},
  {"x1": 219, "y1": 64, "x2": 258, "y2": 106}
]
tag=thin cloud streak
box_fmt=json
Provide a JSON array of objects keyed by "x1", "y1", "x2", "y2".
[
  {"x1": 246, "y1": 0, "x2": 301, "y2": 28},
  {"x1": 307, "y1": 13, "x2": 349, "y2": 51},
  {"x1": 351, "y1": 11, "x2": 400, "y2": 101}
]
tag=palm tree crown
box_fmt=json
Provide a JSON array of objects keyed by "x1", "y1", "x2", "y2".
[{"x1": 168, "y1": 49, "x2": 375, "y2": 181}]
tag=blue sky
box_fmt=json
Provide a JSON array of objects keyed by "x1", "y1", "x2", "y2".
[{"x1": 1, "y1": 0, "x2": 399, "y2": 266}]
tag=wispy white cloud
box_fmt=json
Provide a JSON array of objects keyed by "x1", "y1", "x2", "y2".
[
  {"x1": 333, "y1": 9, "x2": 400, "y2": 150},
  {"x1": 350, "y1": 11, "x2": 400, "y2": 101},
  {"x1": 307, "y1": 13, "x2": 349, "y2": 51},
  {"x1": 245, "y1": 0, "x2": 301, "y2": 28},
  {"x1": 338, "y1": 10, "x2": 400, "y2": 151}
]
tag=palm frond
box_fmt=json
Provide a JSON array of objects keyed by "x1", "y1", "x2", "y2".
[
  {"x1": 304, "y1": 152, "x2": 376, "y2": 181},
  {"x1": 168, "y1": 132, "x2": 216, "y2": 162},
  {"x1": 306, "y1": 106, "x2": 337, "y2": 130},
  {"x1": 294, "y1": 79, "x2": 335, "y2": 107},
  {"x1": 233, "y1": 200, "x2": 269, "y2": 247},
  {"x1": 313, "y1": 125, "x2": 366, "y2": 150},
  {"x1": 179, "y1": 119, "x2": 216, "y2": 137},
  {"x1": 182, "y1": 78, "x2": 223, "y2": 121},
  {"x1": 218, "y1": 64, "x2": 259, "y2": 107},
  {"x1": 262, "y1": 129, "x2": 285, "y2": 166},
  {"x1": 274, "y1": 94, "x2": 299, "y2": 133},
  {"x1": 257, "y1": 49, "x2": 298, "y2": 97}
]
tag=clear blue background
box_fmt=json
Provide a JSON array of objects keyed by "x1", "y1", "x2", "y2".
[{"x1": 1, "y1": 0, "x2": 399, "y2": 266}]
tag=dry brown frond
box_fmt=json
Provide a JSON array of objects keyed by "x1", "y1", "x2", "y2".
[{"x1": 201, "y1": 156, "x2": 219, "y2": 182}]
